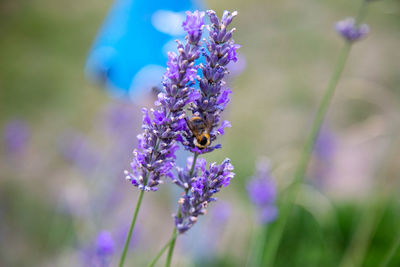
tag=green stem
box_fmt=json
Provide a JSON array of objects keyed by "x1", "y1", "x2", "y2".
[
  {"x1": 165, "y1": 152, "x2": 199, "y2": 267},
  {"x1": 119, "y1": 189, "x2": 145, "y2": 267},
  {"x1": 189, "y1": 152, "x2": 199, "y2": 177},
  {"x1": 147, "y1": 233, "x2": 179, "y2": 267},
  {"x1": 165, "y1": 227, "x2": 178, "y2": 267},
  {"x1": 380, "y1": 232, "x2": 400, "y2": 267},
  {"x1": 263, "y1": 1, "x2": 369, "y2": 264},
  {"x1": 118, "y1": 136, "x2": 162, "y2": 266},
  {"x1": 263, "y1": 40, "x2": 351, "y2": 267}
]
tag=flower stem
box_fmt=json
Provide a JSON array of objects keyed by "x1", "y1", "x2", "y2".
[
  {"x1": 263, "y1": 40, "x2": 351, "y2": 266},
  {"x1": 165, "y1": 152, "x2": 199, "y2": 267},
  {"x1": 147, "y1": 232, "x2": 179, "y2": 267},
  {"x1": 189, "y1": 152, "x2": 199, "y2": 177},
  {"x1": 262, "y1": 1, "x2": 369, "y2": 264},
  {"x1": 119, "y1": 137, "x2": 160, "y2": 267},
  {"x1": 165, "y1": 227, "x2": 178, "y2": 267},
  {"x1": 119, "y1": 189, "x2": 145, "y2": 267}
]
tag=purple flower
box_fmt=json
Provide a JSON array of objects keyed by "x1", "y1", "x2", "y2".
[
  {"x1": 247, "y1": 158, "x2": 278, "y2": 224},
  {"x1": 180, "y1": 10, "x2": 239, "y2": 154},
  {"x1": 174, "y1": 158, "x2": 234, "y2": 233},
  {"x1": 335, "y1": 18, "x2": 369, "y2": 42},
  {"x1": 152, "y1": 109, "x2": 167, "y2": 125},
  {"x1": 182, "y1": 10, "x2": 205, "y2": 44},
  {"x1": 82, "y1": 231, "x2": 115, "y2": 267},
  {"x1": 96, "y1": 231, "x2": 114, "y2": 256},
  {"x1": 165, "y1": 52, "x2": 180, "y2": 81},
  {"x1": 228, "y1": 44, "x2": 241, "y2": 62},
  {"x1": 3, "y1": 119, "x2": 29, "y2": 157},
  {"x1": 247, "y1": 178, "x2": 277, "y2": 206},
  {"x1": 217, "y1": 120, "x2": 232, "y2": 135},
  {"x1": 124, "y1": 10, "x2": 238, "y2": 238}
]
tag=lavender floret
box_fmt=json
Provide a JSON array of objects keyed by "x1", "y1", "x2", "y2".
[
  {"x1": 174, "y1": 157, "x2": 234, "y2": 233},
  {"x1": 247, "y1": 158, "x2": 278, "y2": 224},
  {"x1": 182, "y1": 10, "x2": 205, "y2": 44},
  {"x1": 335, "y1": 18, "x2": 369, "y2": 42}
]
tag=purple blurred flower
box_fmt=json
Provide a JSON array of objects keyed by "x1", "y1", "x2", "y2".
[
  {"x1": 83, "y1": 231, "x2": 115, "y2": 267},
  {"x1": 3, "y1": 119, "x2": 29, "y2": 157},
  {"x1": 174, "y1": 157, "x2": 234, "y2": 233},
  {"x1": 96, "y1": 231, "x2": 114, "y2": 256},
  {"x1": 335, "y1": 18, "x2": 369, "y2": 42},
  {"x1": 247, "y1": 158, "x2": 278, "y2": 224}
]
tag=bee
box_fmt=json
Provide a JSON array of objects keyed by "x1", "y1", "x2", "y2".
[{"x1": 186, "y1": 116, "x2": 213, "y2": 149}]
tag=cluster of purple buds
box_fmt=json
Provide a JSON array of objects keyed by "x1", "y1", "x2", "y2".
[
  {"x1": 173, "y1": 157, "x2": 234, "y2": 233},
  {"x1": 180, "y1": 10, "x2": 239, "y2": 154},
  {"x1": 335, "y1": 18, "x2": 369, "y2": 42},
  {"x1": 246, "y1": 158, "x2": 278, "y2": 224},
  {"x1": 125, "y1": 11, "x2": 205, "y2": 191}
]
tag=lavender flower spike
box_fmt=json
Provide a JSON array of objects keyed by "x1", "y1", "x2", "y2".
[
  {"x1": 335, "y1": 18, "x2": 369, "y2": 42},
  {"x1": 125, "y1": 11, "x2": 205, "y2": 191},
  {"x1": 181, "y1": 10, "x2": 239, "y2": 154},
  {"x1": 247, "y1": 158, "x2": 278, "y2": 224},
  {"x1": 174, "y1": 157, "x2": 234, "y2": 233}
]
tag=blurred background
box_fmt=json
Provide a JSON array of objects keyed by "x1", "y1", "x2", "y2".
[{"x1": 1, "y1": 0, "x2": 400, "y2": 266}]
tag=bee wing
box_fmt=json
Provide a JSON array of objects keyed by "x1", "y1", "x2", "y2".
[
  {"x1": 185, "y1": 118, "x2": 198, "y2": 135},
  {"x1": 205, "y1": 114, "x2": 214, "y2": 131}
]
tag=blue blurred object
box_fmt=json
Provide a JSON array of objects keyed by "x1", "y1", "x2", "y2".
[{"x1": 86, "y1": 0, "x2": 204, "y2": 100}]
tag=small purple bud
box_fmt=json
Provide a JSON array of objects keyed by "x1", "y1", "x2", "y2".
[
  {"x1": 141, "y1": 108, "x2": 151, "y2": 126},
  {"x1": 227, "y1": 44, "x2": 241, "y2": 62},
  {"x1": 335, "y1": 18, "x2": 369, "y2": 42}
]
